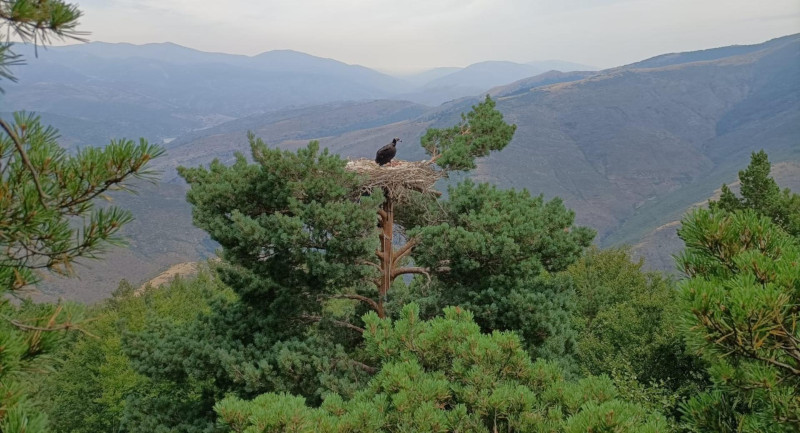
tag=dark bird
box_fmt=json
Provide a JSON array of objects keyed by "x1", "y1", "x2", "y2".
[{"x1": 375, "y1": 137, "x2": 401, "y2": 166}]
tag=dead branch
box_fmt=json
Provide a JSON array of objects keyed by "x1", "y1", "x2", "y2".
[
  {"x1": 392, "y1": 237, "x2": 420, "y2": 267},
  {"x1": 392, "y1": 266, "x2": 432, "y2": 283},
  {"x1": 350, "y1": 359, "x2": 378, "y2": 374},
  {"x1": 330, "y1": 293, "x2": 381, "y2": 314}
]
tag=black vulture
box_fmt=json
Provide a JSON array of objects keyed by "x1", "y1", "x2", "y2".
[{"x1": 375, "y1": 137, "x2": 401, "y2": 166}]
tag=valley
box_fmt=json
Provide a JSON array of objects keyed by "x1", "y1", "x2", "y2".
[{"x1": 3, "y1": 34, "x2": 798, "y2": 301}]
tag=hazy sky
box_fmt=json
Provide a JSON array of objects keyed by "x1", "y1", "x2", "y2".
[{"x1": 72, "y1": 0, "x2": 799, "y2": 73}]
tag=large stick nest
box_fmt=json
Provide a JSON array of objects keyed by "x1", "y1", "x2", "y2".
[{"x1": 346, "y1": 158, "x2": 444, "y2": 202}]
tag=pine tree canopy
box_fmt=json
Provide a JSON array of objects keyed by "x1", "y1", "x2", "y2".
[
  {"x1": 216, "y1": 304, "x2": 671, "y2": 433},
  {"x1": 118, "y1": 96, "x2": 600, "y2": 430},
  {"x1": 677, "y1": 209, "x2": 800, "y2": 431},
  {"x1": 710, "y1": 150, "x2": 800, "y2": 237}
]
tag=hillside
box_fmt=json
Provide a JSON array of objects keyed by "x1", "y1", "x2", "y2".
[
  {"x1": 0, "y1": 42, "x2": 413, "y2": 146},
  {"x1": 167, "y1": 34, "x2": 799, "y2": 271},
  {"x1": 395, "y1": 60, "x2": 596, "y2": 105},
  {"x1": 32, "y1": 181, "x2": 215, "y2": 303},
  {"x1": 11, "y1": 35, "x2": 800, "y2": 300},
  {"x1": 175, "y1": 34, "x2": 798, "y2": 219},
  {"x1": 631, "y1": 160, "x2": 800, "y2": 271}
]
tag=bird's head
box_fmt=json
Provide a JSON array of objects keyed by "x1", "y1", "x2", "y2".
[{"x1": 393, "y1": 137, "x2": 402, "y2": 145}]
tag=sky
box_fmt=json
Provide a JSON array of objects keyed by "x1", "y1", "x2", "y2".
[{"x1": 70, "y1": 0, "x2": 800, "y2": 74}]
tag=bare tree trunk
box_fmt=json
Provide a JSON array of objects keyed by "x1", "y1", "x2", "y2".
[
  {"x1": 373, "y1": 189, "x2": 429, "y2": 318},
  {"x1": 377, "y1": 193, "x2": 394, "y2": 318}
]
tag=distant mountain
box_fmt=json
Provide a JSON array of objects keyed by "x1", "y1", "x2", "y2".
[
  {"x1": 425, "y1": 60, "x2": 594, "y2": 92},
  {"x1": 488, "y1": 70, "x2": 598, "y2": 98},
  {"x1": 158, "y1": 99, "x2": 430, "y2": 181},
  {"x1": 393, "y1": 60, "x2": 596, "y2": 106},
  {"x1": 1, "y1": 42, "x2": 596, "y2": 145},
  {"x1": 425, "y1": 61, "x2": 549, "y2": 92},
  {"x1": 398, "y1": 67, "x2": 463, "y2": 86},
  {"x1": 0, "y1": 42, "x2": 412, "y2": 146},
  {"x1": 472, "y1": 35, "x2": 798, "y2": 247},
  {"x1": 168, "y1": 34, "x2": 799, "y2": 271},
  {"x1": 527, "y1": 60, "x2": 596, "y2": 72},
  {"x1": 620, "y1": 34, "x2": 798, "y2": 69},
  {"x1": 15, "y1": 35, "x2": 800, "y2": 300}
]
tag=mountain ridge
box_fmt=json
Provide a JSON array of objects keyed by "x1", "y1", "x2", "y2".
[{"x1": 10, "y1": 34, "x2": 799, "y2": 300}]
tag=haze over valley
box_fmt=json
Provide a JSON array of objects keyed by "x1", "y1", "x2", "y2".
[
  {"x1": 2, "y1": 34, "x2": 798, "y2": 301},
  {"x1": 5, "y1": 1, "x2": 800, "y2": 430}
]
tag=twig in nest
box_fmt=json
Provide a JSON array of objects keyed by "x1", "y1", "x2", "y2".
[{"x1": 346, "y1": 158, "x2": 444, "y2": 204}]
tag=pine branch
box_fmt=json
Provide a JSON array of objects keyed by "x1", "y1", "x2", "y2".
[
  {"x1": 392, "y1": 266, "x2": 431, "y2": 283},
  {"x1": 392, "y1": 237, "x2": 420, "y2": 267},
  {"x1": 329, "y1": 293, "x2": 381, "y2": 314},
  {"x1": 0, "y1": 117, "x2": 48, "y2": 208}
]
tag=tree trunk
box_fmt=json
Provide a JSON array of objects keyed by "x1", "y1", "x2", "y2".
[{"x1": 377, "y1": 194, "x2": 393, "y2": 318}]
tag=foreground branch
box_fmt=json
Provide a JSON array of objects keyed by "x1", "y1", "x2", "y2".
[{"x1": 0, "y1": 118, "x2": 48, "y2": 208}]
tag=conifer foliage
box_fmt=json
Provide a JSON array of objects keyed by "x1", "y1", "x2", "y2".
[
  {"x1": 677, "y1": 209, "x2": 800, "y2": 431},
  {"x1": 121, "y1": 96, "x2": 597, "y2": 430},
  {"x1": 0, "y1": 113, "x2": 163, "y2": 433},
  {"x1": 410, "y1": 180, "x2": 594, "y2": 360},
  {"x1": 677, "y1": 151, "x2": 800, "y2": 431},
  {"x1": 421, "y1": 95, "x2": 517, "y2": 171},
  {"x1": 1, "y1": 4, "x2": 163, "y2": 431},
  {"x1": 216, "y1": 304, "x2": 670, "y2": 433},
  {"x1": 0, "y1": 113, "x2": 164, "y2": 290},
  {"x1": 711, "y1": 150, "x2": 800, "y2": 237}
]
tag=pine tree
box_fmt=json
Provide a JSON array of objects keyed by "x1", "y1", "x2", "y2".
[
  {"x1": 0, "y1": 116, "x2": 163, "y2": 433},
  {"x1": 676, "y1": 209, "x2": 800, "y2": 431},
  {"x1": 711, "y1": 150, "x2": 800, "y2": 237},
  {"x1": 1, "y1": 113, "x2": 164, "y2": 290},
  {"x1": 1, "y1": 4, "x2": 164, "y2": 431},
  {"x1": 409, "y1": 180, "x2": 594, "y2": 361},
  {"x1": 215, "y1": 304, "x2": 670, "y2": 433},
  {"x1": 125, "y1": 97, "x2": 594, "y2": 430}
]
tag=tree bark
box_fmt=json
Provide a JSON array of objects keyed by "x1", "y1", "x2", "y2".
[{"x1": 377, "y1": 192, "x2": 394, "y2": 318}]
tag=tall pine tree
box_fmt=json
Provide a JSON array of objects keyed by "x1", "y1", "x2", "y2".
[{"x1": 124, "y1": 97, "x2": 594, "y2": 430}]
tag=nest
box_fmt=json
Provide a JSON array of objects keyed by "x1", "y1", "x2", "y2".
[{"x1": 346, "y1": 158, "x2": 444, "y2": 202}]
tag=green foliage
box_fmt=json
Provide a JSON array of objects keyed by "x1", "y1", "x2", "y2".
[
  {"x1": 710, "y1": 150, "x2": 800, "y2": 237},
  {"x1": 216, "y1": 304, "x2": 670, "y2": 433},
  {"x1": 0, "y1": 112, "x2": 165, "y2": 290},
  {"x1": 177, "y1": 135, "x2": 379, "y2": 312},
  {"x1": 35, "y1": 270, "x2": 232, "y2": 433},
  {"x1": 119, "y1": 137, "x2": 383, "y2": 431},
  {"x1": 0, "y1": 0, "x2": 84, "y2": 85},
  {"x1": 0, "y1": 113, "x2": 161, "y2": 431},
  {"x1": 676, "y1": 208, "x2": 800, "y2": 431},
  {"x1": 128, "y1": 102, "x2": 591, "y2": 430},
  {"x1": 410, "y1": 180, "x2": 594, "y2": 360},
  {"x1": 0, "y1": 4, "x2": 166, "y2": 432},
  {"x1": 567, "y1": 247, "x2": 706, "y2": 416},
  {"x1": 421, "y1": 95, "x2": 517, "y2": 171},
  {"x1": 0, "y1": 299, "x2": 85, "y2": 433}
]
